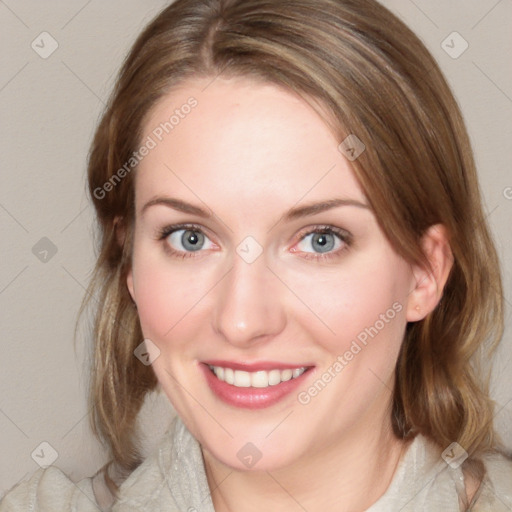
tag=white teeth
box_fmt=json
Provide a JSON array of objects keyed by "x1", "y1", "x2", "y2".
[
  {"x1": 234, "y1": 370, "x2": 251, "y2": 387},
  {"x1": 268, "y1": 369, "x2": 281, "y2": 386},
  {"x1": 281, "y1": 369, "x2": 293, "y2": 382},
  {"x1": 292, "y1": 368, "x2": 304, "y2": 378},
  {"x1": 224, "y1": 367, "x2": 234, "y2": 385},
  {"x1": 251, "y1": 371, "x2": 269, "y2": 388},
  {"x1": 209, "y1": 365, "x2": 306, "y2": 388}
]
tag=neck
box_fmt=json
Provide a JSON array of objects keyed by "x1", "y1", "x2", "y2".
[{"x1": 202, "y1": 405, "x2": 410, "y2": 512}]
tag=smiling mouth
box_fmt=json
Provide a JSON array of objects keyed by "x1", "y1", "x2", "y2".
[{"x1": 207, "y1": 364, "x2": 310, "y2": 388}]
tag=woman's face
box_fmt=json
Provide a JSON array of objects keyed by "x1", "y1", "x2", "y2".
[{"x1": 127, "y1": 76, "x2": 418, "y2": 471}]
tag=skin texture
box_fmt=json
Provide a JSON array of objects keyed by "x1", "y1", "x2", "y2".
[{"x1": 126, "y1": 76, "x2": 453, "y2": 511}]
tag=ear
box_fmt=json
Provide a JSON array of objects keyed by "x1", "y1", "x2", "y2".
[
  {"x1": 114, "y1": 216, "x2": 136, "y2": 304},
  {"x1": 406, "y1": 224, "x2": 454, "y2": 322},
  {"x1": 113, "y1": 215, "x2": 125, "y2": 246},
  {"x1": 127, "y1": 266, "x2": 136, "y2": 304}
]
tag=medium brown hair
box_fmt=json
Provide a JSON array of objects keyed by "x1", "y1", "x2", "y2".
[{"x1": 78, "y1": 0, "x2": 505, "y2": 501}]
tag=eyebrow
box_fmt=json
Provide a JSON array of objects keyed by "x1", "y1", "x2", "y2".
[{"x1": 140, "y1": 196, "x2": 371, "y2": 221}]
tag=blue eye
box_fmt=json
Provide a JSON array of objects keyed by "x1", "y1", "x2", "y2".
[
  {"x1": 294, "y1": 226, "x2": 351, "y2": 260},
  {"x1": 157, "y1": 223, "x2": 351, "y2": 261},
  {"x1": 299, "y1": 231, "x2": 339, "y2": 253},
  {"x1": 169, "y1": 229, "x2": 208, "y2": 252},
  {"x1": 158, "y1": 224, "x2": 214, "y2": 256}
]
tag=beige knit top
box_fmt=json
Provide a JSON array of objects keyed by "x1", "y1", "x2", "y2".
[{"x1": 2, "y1": 416, "x2": 511, "y2": 511}]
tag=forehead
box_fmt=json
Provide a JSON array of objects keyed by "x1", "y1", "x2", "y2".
[{"x1": 135, "y1": 77, "x2": 366, "y2": 213}]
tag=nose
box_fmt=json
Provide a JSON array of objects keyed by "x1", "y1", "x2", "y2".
[{"x1": 212, "y1": 252, "x2": 287, "y2": 348}]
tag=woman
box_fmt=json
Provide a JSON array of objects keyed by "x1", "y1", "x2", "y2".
[{"x1": 1, "y1": 0, "x2": 511, "y2": 510}]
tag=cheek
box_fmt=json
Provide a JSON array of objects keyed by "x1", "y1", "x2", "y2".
[
  {"x1": 131, "y1": 246, "x2": 213, "y2": 343},
  {"x1": 287, "y1": 251, "x2": 410, "y2": 355}
]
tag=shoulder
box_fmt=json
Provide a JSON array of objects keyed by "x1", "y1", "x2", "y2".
[
  {"x1": 0, "y1": 466, "x2": 101, "y2": 512},
  {"x1": 111, "y1": 416, "x2": 214, "y2": 512},
  {"x1": 471, "y1": 451, "x2": 512, "y2": 510}
]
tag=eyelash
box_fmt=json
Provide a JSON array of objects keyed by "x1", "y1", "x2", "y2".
[{"x1": 156, "y1": 223, "x2": 352, "y2": 261}]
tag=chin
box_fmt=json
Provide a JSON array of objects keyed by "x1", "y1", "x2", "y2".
[{"x1": 201, "y1": 435, "x2": 304, "y2": 473}]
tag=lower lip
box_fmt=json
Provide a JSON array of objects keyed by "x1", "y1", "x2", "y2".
[{"x1": 200, "y1": 363, "x2": 312, "y2": 409}]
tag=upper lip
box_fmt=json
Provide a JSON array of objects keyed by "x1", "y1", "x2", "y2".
[{"x1": 202, "y1": 360, "x2": 313, "y2": 372}]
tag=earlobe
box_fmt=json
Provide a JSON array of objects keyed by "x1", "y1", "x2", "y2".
[{"x1": 406, "y1": 224, "x2": 454, "y2": 322}]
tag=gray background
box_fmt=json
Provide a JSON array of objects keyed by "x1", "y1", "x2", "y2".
[{"x1": 1, "y1": 0, "x2": 511, "y2": 494}]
